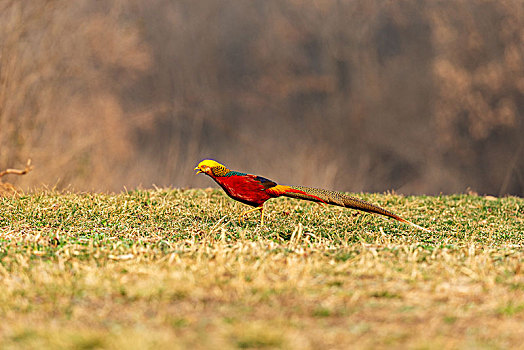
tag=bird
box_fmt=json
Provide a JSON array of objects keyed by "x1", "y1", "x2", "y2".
[{"x1": 194, "y1": 159, "x2": 431, "y2": 232}]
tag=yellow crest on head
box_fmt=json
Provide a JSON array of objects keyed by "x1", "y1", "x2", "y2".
[
  {"x1": 195, "y1": 159, "x2": 230, "y2": 176},
  {"x1": 196, "y1": 159, "x2": 225, "y2": 168}
]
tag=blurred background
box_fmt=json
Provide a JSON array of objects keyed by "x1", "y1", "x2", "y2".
[{"x1": 1, "y1": 0, "x2": 522, "y2": 196}]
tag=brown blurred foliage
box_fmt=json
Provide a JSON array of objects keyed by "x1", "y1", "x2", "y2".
[{"x1": 1, "y1": 0, "x2": 522, "y2": 195}]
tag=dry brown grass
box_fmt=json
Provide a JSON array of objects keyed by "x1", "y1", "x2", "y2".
[
  {"x1": 0, "y1": 189, "x2": 522, "y2": 348},
  {"x1": 1, "y1": 239, "x2": 523, "y2": 349}
]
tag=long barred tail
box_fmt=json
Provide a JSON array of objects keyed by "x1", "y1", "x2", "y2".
[{"x1": 282, "y1": 185, "x2": 431, "y2": 233}]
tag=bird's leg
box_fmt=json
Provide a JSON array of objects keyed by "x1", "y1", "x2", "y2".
[{"x1": 239, "y1": 206, "x2": 264, "y2": 224}]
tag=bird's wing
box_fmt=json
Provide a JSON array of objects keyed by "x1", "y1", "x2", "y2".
[{"x1": 252, "y1": 175, "x2": 278, "y2": 190}]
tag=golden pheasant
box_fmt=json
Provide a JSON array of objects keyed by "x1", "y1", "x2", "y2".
[{"x1": 195, "y1": 159, "x2": 430, "y2": 232}]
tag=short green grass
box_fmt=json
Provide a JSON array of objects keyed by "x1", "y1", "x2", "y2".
[{"x1": 0, "y1": 189, "x2": 522, "y2": 349}]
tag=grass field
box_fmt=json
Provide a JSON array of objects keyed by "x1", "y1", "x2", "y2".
[{"x1": 0, "y1": 189, "x2": 522, "y2": 349}]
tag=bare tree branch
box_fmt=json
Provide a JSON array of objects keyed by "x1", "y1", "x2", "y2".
[{"x1": 0, "y1": 159, "x2": 33, "y2": 180}]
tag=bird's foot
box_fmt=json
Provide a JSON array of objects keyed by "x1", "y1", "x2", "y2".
[
  {"x1": 238, "y1": 207, "x2": 264, "y2": 225},
  {"x1": 238, "y1": 213, "x2": 246, "y2": 223}
]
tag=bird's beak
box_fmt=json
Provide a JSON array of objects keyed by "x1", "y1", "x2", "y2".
[{"x1": 194, "y1": 166, "x2": 203, "y2": 175}]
